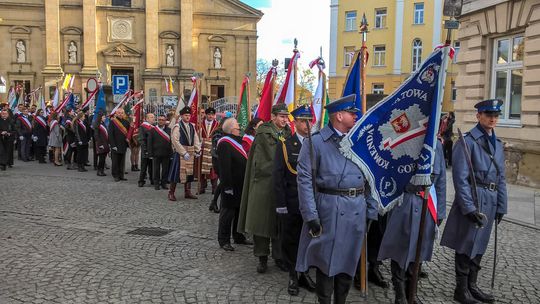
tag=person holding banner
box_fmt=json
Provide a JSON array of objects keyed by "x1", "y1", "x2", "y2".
[
  {"x1": 148, "y1": 114, "x2": 172, "y2": 191},
  {"x1": 108, "y1": 108, "x2": 131, "y2": 182},
  {"x1": 295, "y1": 94, "x2": 378, "y2": 304},
  {"x1": 377, "y1": 140, "x2": 446, "y2": 304},
  {"x1": 441, "y1": 99, "x2": 507, "y2": 304},
  {"x1": 31, "y1": 109, "x2": 49, "y2": 164}
]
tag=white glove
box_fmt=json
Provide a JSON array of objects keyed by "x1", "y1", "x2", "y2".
[
  {"x1": 195, "y1": 152, "x2": 201, "y2": 157},
  {"x1": 19, "y1": 136, "x2": 24, "y2": 141},
  {"x1": 183, "y1": 153, "x2": 190, "y2": 161},
  {"x1": 70, "y1": 143, "x2": 76, "y2": 148},
  {"x1": 98, "y1": 145, "x2": 104, "y2": 149},
  {"x1": 32, "y1": 136, "x2": 38, "y2": 142},
  {"x1": 276, "y1": 207, "x2": 288, "y2": 214},
  {"x1": 78, "y1": 141, "x2": 83, "y2": 145},
  {"x1": 112, "y1": 147, "x2": 118, "y2": 151},
  {"x1": 224, "y1": 189, "x2": 234, "y2": 195}
]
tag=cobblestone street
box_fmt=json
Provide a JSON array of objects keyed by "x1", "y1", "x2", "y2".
[{"x1": 1, "y1": 162, "x2": 539, "y2": 304}]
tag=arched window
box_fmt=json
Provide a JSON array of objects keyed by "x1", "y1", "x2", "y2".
[{"x1": 412, "y1": 39, "x2": 422, "y2": 72}]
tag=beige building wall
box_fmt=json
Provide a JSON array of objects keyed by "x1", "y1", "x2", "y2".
[
  {"x1": 0, "y1": 0, "x2": 261, "y2": 108},
  {"x1": 457, "y1": 0, "x2": 540, "y2": 187}
]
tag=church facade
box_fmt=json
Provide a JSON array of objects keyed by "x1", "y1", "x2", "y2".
[{"x1": 0, "y1": 0, "x2": 262, "y2": 107}]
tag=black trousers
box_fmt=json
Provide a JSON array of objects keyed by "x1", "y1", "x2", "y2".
[
  {"x1": 76, "y1": 144, "x2": 89, "y2": 167},
  {"x1": 0, "y1": 138, "x2": 10, "y2": 165},
  {"x1": 278, "y1": 213, "x2": 303, "y2": 269},
  {"x1": 444, "y1": 139, "x2": 453, "y2": 166},
  {"x1": 97, "y1": 153, "x2": 106, "y2": 171},
  {"x1": 139, "y1": 156, "x2": 153, "y2": 183},
  {"x1": 455, "y1": 253, "x2": 483, "y2": 278},
  {"x1": 217, "y1": 207, "x2": 245, "y2": 246},
  {"x1": 316, "y1": 268, "x2": 353, "y2": 304},
  {"x1": 92, "y1": 138, "x2": 98, "y2": 168},
  {"x1": 153, "y1": 156, "x2": 170, "y2": 185},
  {"x1": 7, "y1": 138, "x2": 13, "y2": 165},
  {"x1": 35, "y1": 145, "x2": 47, "y2": 162},
  {"x1": 65, "y1": 144, "x2": 77, "y2": 164},
  {"x1": 19, "y1": 136, "x2": 31, "y2": 161},
  {"x1": 367, "y1": 213, "x2": 387, "y2": 266},
  {"x1": 111, "y1": 152, "x2": 126, "y2": 179}
]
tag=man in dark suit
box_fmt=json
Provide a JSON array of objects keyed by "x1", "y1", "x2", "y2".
[
  {"x1": 138, "y1": 113, "x2": 155, "y2": 187},
  {"x1": 108, "y1": 108, "x2": 130, "y2": 182},
  {"x1": 273, "y1": 105, "x2": 316, "y2": 296},
  {"x1": 148, "y1": 114, "x2": 172, "y2": 190},
  {"x1": 15, "y1": 106, "x2": 33, "y2": 162}
]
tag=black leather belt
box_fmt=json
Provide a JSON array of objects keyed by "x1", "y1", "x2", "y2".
[
  {"x1": 477, "y1": 182, "x2": 498, "y2": 191},
  {"x1": 318, "y1": 187, "x2": 364, "y2": 197}
]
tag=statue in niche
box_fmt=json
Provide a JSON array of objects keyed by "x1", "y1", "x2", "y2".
[
  {"x1": 68, "y1": 41, "x2": 77, "y2": 64},
  {"x1": 213, "y1": 47, "x2": 222, "y2": 69},
  {"x1": 166, "y1": 45, "x2": 175, "y2": 66},
  {"x1": 16, "y1": 40, "x2": 26, "y2": 63}
]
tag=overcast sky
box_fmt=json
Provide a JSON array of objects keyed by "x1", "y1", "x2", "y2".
[{"x1": 241, "y1": 0, "x2": 330, "y2": 71}]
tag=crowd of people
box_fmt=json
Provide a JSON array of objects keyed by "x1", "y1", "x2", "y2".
[{"x1": 0, "y1": 95, "x2": 507, "y2": 304}]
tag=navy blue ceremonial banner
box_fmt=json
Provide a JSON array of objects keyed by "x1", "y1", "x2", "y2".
[
  {"x1": 340, "y1": 47, "x2": 448, "y2": 212},
  {"x1": 342, "y1": 50, "x2": 363, "y2": 117}
]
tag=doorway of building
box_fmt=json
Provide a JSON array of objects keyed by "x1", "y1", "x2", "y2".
[{"x1": 210, "y1": 85, "x2": 225, "y2": 101}]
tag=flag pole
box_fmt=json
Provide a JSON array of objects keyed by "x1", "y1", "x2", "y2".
[
  {"x1": 293, "y1": 38, "x2": 298, "y2": 108},
  {"x1": 271, "y1": 59, "x2": 278, "y2": 102},
  {"x1": 194, "y1": 73, "x2": 204, "y2": 195}
]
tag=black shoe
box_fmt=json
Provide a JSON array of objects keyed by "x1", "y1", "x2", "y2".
[
  {"x1": 220, "y1": 244, "x2": 235, "y2": 251},
  {"x1": 0, "y1": 165, "x2": 6, "y2": 171},
  {"x1": 85, "y1": 162, "x2": 91, "y2": 166},
  {"x1": 120, "y1": 177, "x2": 127, "y2": 181},
  {"x1": 97, "y1": 171, "x2": 106, "y2": 176},
  {"x1": 392, "y1": 279, "x2": 408, "y2": 304},
  {"x1": 161, "y1": 184, "x2": 169, "y2": 190},
  {"x1": 209, "y1": 202, "x2": 219, "y2": 213},
  {"x1": 298, "y1": 272, "x2": 316, "y2": 292},
  {"x1": 78, "y1": 167, "x2": 88, "y2": 172},
  {"x1": 275, "y1": 259, "x2": 289, "y2": 272},
  {"x1": 288, "y1": 273, "x2": 299, "y2": 296},
  {"x1": 469, "y1": 270, "x2": 495, "y2": 303},
  {"x1": 155, "y1": 185, "x2": 161, "y2": 190},
  {"x1": 369, "y1": 265, "x2": 390, "y2": 288},
  {"x1": 114, "y1": 177, "x2": 121, "y2": 182},
  {"x1": 150, "y1": 180, "x2": 155, "y2": 185},
  {"x1": 454, "y1": 277, "x2": 481, "y2": 304},
  {"x1": 257, "y1": 256, "x2": 268, "y2": 274},
  {"x1": 419, "y1": 269, "x2": 428, "y2": 279},
  {"x1": 138, "y1": 181, "x2": 145, "y2": 187},
  {"x1": 234, "y1": 239, "x2": 253, "y2": 245}
]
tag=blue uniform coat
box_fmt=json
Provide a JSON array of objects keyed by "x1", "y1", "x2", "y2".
[
  {"x1": 441, "y1": 125, "x2": 507, "y2": 258},
  {"x1": 295, "y1": 125, "x2": 379, "y2": 277},
  {"x1": 378, "y1": 141, "x2": 447, "y2": 269}
]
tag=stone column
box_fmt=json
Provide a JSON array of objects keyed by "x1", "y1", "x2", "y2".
[
  {"x1": 42, "y1": 0, "x2": 62, "y2": 74},
  {"x1": 145, "y1": 0, "x2": 159, "y2": 73},
  {"x1": 81, "y1": 0, "x2": 98, "y2": 76},
  {"x1": 180, "y1": 0, "x2": 194, "y2": 77}
]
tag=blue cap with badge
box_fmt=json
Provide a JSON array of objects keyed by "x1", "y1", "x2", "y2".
[
  {"x1": 474, "y1": 99, "x2": 503, "y2": 113},
  {"x1": 324, "y1": 94, "x2": 360, "y2": 114},
  {"x1": 291, "y1": 104, "x2": 314, "y2": 120}
]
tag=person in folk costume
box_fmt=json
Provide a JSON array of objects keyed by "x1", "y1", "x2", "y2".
[
  {"x1": 31, "y1": 108, "x2": 49, "y2": 163},
  {"x1": 63, "y1": 108, "x2": 78, "y2": 170},
  {"x1": 295, "y1": 95, "x2": 379, "y2": 304},
  {"x1": 47, "y1": 112, "x2": 63, "y2": 166},
  {"x1": 242, "y1": 117, "x2": 263, "y2": 155},
  {"x1": 273, "y1": 105, "x2": 316, "y2": 296},
  {"x1": 0, "y1": 108, "x2": 15, "y2": 170},
  {"x1": 216, "y1": 118, "x2": 252, "y2": 251},
  {"x1": 237, "y1": 103, "x2": 292, "y2": 274},
  {"x1": 15, "y1": 106, "x2": 33, "y2": 162},
  {"x1": 207, "y1": 116, "x2": 231, "y2": 213},
  {"x1": 128, "y1": 110, "x2": 141, "y2": 172},
  {"x1": 441, "y1": 99, "x2": 507, "y2": 304},
  {"x1": 73, "y1": 111, "x2": 90, "y2": 172},
  {"x1": 108, "y1": 108, "x2": 131, "y2": 182},
  {"x1": 138, "y1": 113, "x2": 156, "y2": 187},
  {"x1": 377, "y1": 140, "x2": 446, "y2": 304},
  {"x1": 148, "y1": 114, "x2": 172, "y2": 191},
  {"x1": 199, "y1": 107, "x2": 220, "y2": 194},
  {"x1": 167, "y1": 106, "x2": 201, "y2": 201},
  {"x1": 92, "y1": 112, "x2": 110, "y2": 177}
]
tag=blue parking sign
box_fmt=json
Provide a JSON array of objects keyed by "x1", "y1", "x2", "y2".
[{"x1": 112, "y1": 75, "x2": 129, "y2": 95}]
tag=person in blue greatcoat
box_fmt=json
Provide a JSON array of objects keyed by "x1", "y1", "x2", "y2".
[
  {"x1": 441, "y1": 99, "x2": 507, "y2": 304},
  {"x1": 378, "y1": 140, "x2": 446, "y2": 304},
  {"x1": 296, "y1": 94, "x2": 379, "y2": 304}
]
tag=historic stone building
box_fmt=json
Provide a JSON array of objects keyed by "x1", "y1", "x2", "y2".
[
  {"x1": 456, "y1": 0, "x2": 540, "y2": 187},
  {"x1": 0, "y1": 0, "x2": 261, "y2": 107}
]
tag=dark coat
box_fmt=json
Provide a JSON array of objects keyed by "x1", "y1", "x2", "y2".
[
  {"x1": 32, "y1": 116, "x2": 49, "y2": 147},
  {"x1": 63, "y1": 116, "x2": 76, "y2": 144},
  {"x1": 273, "y1": 133, "x2": 303, "y2": 214},
  {"x1": 148, "y1": 126, "x2": 172, "y2": 158},
  {"x1": 108, "y1": 118, "x2": 130, "y2": 154},
  {"x1": 378, "y1": 141, "x2": 446, "y2": 269},
  {"x1": 0, "y1": 117, "x2": 15, "y2": 141},
  {"x1": 441, "y1": 124, "x2": 508, "y2": 258},
  {"x1": 74, "y1": 119, "x2": 89, "y2": 145},
  {"x1": 94, "y1": 123, "x2": 110, "y2": 154},
  {"x1": 139, "y1": 122, "x2": 154, "y2": 157},
  {"x1": 15, "y1": 115, "x2": 33, "y2": 137},
  {"x1": 217, "y1": 134, "x2": 247, "y2": 209}
]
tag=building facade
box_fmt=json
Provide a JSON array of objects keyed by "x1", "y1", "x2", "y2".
[
  {"x1": 0, "y1": 0, "x2": 261, "y2": 107},
  {"x1": 328, "y1": 0, "x2": 457, "y2": 112},
  {"x1": 456, "y1": 0, "x2": 540, "y2": 187}
]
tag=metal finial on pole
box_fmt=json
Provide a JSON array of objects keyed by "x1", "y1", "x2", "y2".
[
  {"x1": 272, "y1": 59, "x2": 279, "y2": 67},
  {"x1": 294, "y1": 38, "x2": 298, "y2": 51}
]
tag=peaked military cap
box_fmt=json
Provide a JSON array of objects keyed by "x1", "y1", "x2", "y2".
[
  {"x1": 272, "y1": 103, "x2": 289, "y2": 115},
  {"x1": 324, "y1": 94, "x2": 360, "y2": 114},
  {"x1": 205, "y1": 107, "x2": 216, "y2": 115},
  {"x1": 291, "y1": 104, "x2": 313, "y2": 120},
  {"x1": 474, "y1": 99, "x2": 503, "y2": 113},
  {"x1": 180, "y1": 106, "x2": 191, "y2": 115}
]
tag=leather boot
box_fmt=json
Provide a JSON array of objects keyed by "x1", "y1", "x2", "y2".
[
  {"x1": 287, "y1": 271, "x2": 299, "y2": 296},
  {"x1": 454, "y1": 276, "x2": 481, "y2": 304},
  {"x1": 369, "y1": 264, "x2": 390, "y2": 288},
  {"x1": 208, "y1": 201, "x2": 219, "y2": 213},
  {"x1": 468, "y1": 268, "x2": 494, "y2": 303},
  {"x1": 298, "y1": 272, "x2": 316, "y2": 292},
  {"x1": 256, "y1": 256, "x2": 268, "y2": 273},
  {"x1": 184, "y1": 183, "x2": 197, "y2": 199},
  {"x1": 405, "y1": 279, "x2": 421, "y2": 304},
  {"x1": 168, "y1": 183, "x2": 177, "y2": 201},
  {"x1": 392, "y1": 277, "x2": 408, "y2": 304}
]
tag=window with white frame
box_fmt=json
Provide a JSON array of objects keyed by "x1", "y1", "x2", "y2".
[
  {"x1": 491, "y1": 35, "x2": 524, "y2": 122},
  {"x1": 414, "y1": 3, "x2": 424, "y2": 24},
  {"x1": 412, "y1": 39, "x2": 422, "y2": 72},
  {"x1": 373, "y1": 84, "x2": 384, "y2": 94},
  {"x1": 453, "y1": 41, "x2": 460, "y2": 63},
  {"x1": 345, "y1": 11, "x2": 357, "y2": 32},
  {"x1": 344, "y1": 46, "x2": 355, "y2": 67},
  {"x1": 375, "y1": 8, "x2": 387, "y2": 29},
  {"x1": 451, "y1": 80, "x2": 457, "y2": 102},
  {"x1": 373, "y1": 45, "x2": 386, "y2": 66}
]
